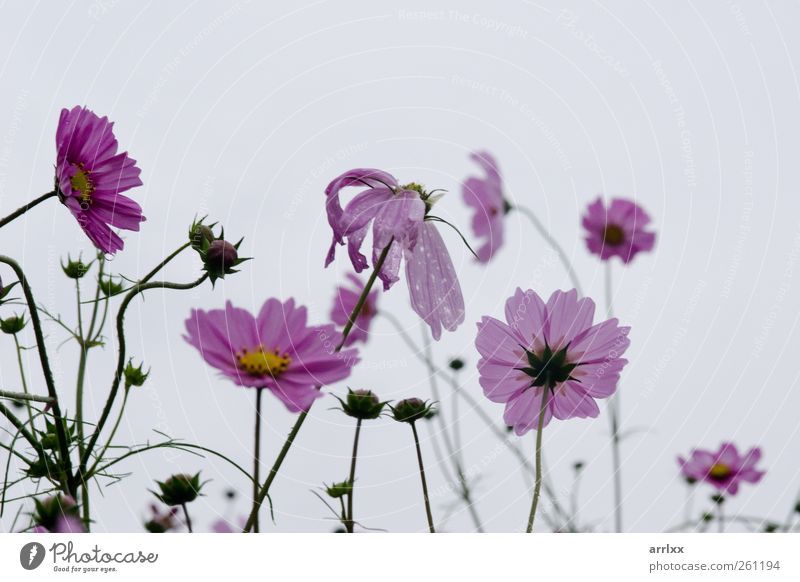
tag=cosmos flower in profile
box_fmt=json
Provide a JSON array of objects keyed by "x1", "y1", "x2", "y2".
[
  {"x1": 184, "y1": 298, "x2": 359, "y2": 412},
  {"x1": 324, "y1": 168, "x2": 465, "y2": 340},
  {"x1": 582, "y1": 197, "x2": 655, "y2": 263},
  {"x1": 475, "y1": 288, "x2": 630, "y2": 435},
  {"x1": 678, "y1": 443, "x2": 765, "y2": 495},
  {"x1": 330, "y1": 273, "x2": 379, "y2": 346},
  {"x1": 462, "y1": 151, "x2": 507, "y2": 263},
  {"x1": 55, "y1": 106, "x2": 144, "y2": 254}
]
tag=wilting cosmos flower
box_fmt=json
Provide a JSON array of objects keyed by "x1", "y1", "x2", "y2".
[
  {"x1": 475, "y1": 288, "x2": 630, "y2": 435},
  {"x1": 582, "y1": 197, "x2": 655, "y2": 263},
  {"x1": 184, "y1": 298, "x2": 358, "y2": 412},
  {"x1": 330, "y1": 274, "x2": 378, "y2": 346},
  {"x1": 55, "y1": 106, "x2": 144, "y2": 254},
  {"x1": 462, "y1": 151, "x2": 507, "y2": 263},
  {"x1": 324, "y1": 168, "x2": 464, "y2": 340},
  {"x1": 678, "y1": 443, "x2": 765, "y2": 495}
]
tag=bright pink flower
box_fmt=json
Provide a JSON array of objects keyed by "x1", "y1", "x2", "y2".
[
  {"x1": 462, "y1": 151, "x2": 506, "y2": 263},
  {"x1": 475, "y1": 288, "x2": 630, "y2": 435},
  {"x1": 55, "y1": 106, "x2": 144, "y2": 254},
  {"x1": 582, "y1": 197, "x2": 655, "y2": 263},
  {"x1": 330, "y1": 273, "x2": 378, "y2": 346},
  {"x1": 678, "y1": 443, "x2": 765, "y2": 495},
  {"x1": 324, "y1": 168, "x2": 464, "y2": 340},
  {"x1": 184, "y1": 298, "x2": 359, "y2": 412}
]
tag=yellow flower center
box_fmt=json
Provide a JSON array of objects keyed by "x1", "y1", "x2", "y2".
[
  {"x1": 70, "y1": 167, "x2": 94, "y2": 205},
  {"x1": 602, "y1": 224, "x2": 625, "y2": 246},
  {"x1": 237, "y1": 347, "x2": 291, "y2": 377},
  {"x1": 708, "y1": 463, "x2": 732, "y2": 481}
]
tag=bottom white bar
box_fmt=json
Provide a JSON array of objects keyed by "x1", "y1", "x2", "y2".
[{"x1": 2, "y1": 533, "x2": 798, "y2": 581}]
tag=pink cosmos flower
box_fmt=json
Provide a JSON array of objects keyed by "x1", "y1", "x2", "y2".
[
  {"x1": 184, "y1": 298, "x2": 359, "y2": 412},
  {"x1": 330, "y1": 273, "x2": 378, "y2": 346},
  {"x1": 582, "y1": 197, "x2": 655, "y2": 263},
  {"x1": 55, "y1": 106, "x2": 144, "y2": 254},
  {"x1": 475, "y1": 288, "x2": 630, "y2": 435},
  {"x1": 462, "y1": 151, "x2": 507, "y2": 263},
  {"x1": 324, "y1": 168, "x2": 464, "y2": 340},
  {"x1": 678, "y1": 443, "x2": 765, "y2": 495}
]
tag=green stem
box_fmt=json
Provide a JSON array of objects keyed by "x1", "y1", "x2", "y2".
[
  {"x1": 12, "y1": 335, "x2": 35, "y2": 428},
  {"x1": 0, "y1": 190, "x2": 57, "y2": 230},
  {"x1": 79, "y1": 274, "x2": 208, "y2": 481},
  {"x1": 0, "y1": 401, "x2": 42, "y2": 453},
  {"x1": 182, "y1": 503, "x2": 193, "y2": 533},
  {"x1": 605, "y1": 262, "x2": 623, "y2": 533},
  {"x1": 345, "y1": 418, "x2": 362, "y2": 533},
  {"x1": 241, "y1": 243, "x2": 393, "y2": 533},
  {"x1": 0, "y1": 390, "x2": 53, "y2": 404},
  {"x1": 252, "y1": 388, "x2": 263, "y2": 533},
  {"x1": 420, "y1": 327, "x2": 483, "y2": 532},
  {"x1": 526, "y1": 388, "x2": 550, "y2": 533},
  {"x1": 411, "y1": 422, "x2": 435, "y2": 533},
  {"x1": 514, "y1": 205, "x2": 584, "y2": 296},
  {"x1": 0, "y1": 255, "x2": 74, "y2": 496},
  {"x1": 87, "y1": 387, "x2": 130, "y2": 478}
]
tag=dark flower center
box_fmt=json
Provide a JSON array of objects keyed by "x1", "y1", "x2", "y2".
[
  {"x1": 516, "y1": 342, "x2": 580, "y2": 390},
  {"x1": 707, "y1": 463, "x2": 732, "y2": 482},
  {"x1": 602, "y1": 224, "x2": 625, "y2": 246},
  {"x1": 236, "y1": 346, "x2": 291, "y2": 377}
]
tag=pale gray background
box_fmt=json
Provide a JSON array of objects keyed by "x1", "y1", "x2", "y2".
[{"x1": 1, "y1": 0, "x2": 799, "y2": 533}]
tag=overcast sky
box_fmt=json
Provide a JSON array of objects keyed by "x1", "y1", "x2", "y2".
[{"x1": 1, "y1": 0, "x2": 800, "y2": 533}]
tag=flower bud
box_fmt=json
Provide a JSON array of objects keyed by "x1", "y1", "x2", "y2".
[
  {"x1": 25, "y1": 457, "x2": 53, "y2": 480},
  {"x1": 152, "y1": 473, "x2": 203, "y2": 506},
  {"x1": 710, "y1": 494, "x2": 725, "y2": 505},
  {"x1": 0, "y1": 277, "x2": 17, "y2": 305},
  {"x1": 202, "y1": 237, "x2": 249, "y2": 284},
  {"x1": 0, "y1": 314, "x2": 26, "y2": 335},
  {"x1": 98, "y1": 274, "x2": 124, "y2": 297},
  {"x1": 701, "y1": 512, "x2": 714, "y2": 522},
  {"x1": 573, "y1": 461, "x2": 585, "y2": 472},
  {"x1": 124, "y1": 359, "x2": 150, "y2": 388},
  {"x1": 390, "y1": 398, "x2": 435, "y2": 424},
  {"x1": 336, "y1": 389, "x2": 386, "y2": 420},
  {"x1": 189, "y1": 222, "x2": 215, "y2": 251},
  {"x1": 763, "y1": 522, "x2": 779, "y2": 533},
  {"x1": 61, "y1": 255, "x2": 92, "y2": 279},
  {"x1": 448, "y1": 358, "x2": 465, "y2": 371},
  {"x1": 684, "y1": 476, "x2": 698, "y2": 485},
  {"x1": 324, "y1": 480, "x2": 353, "y2": 499},
  {"x1": 33, "y1": 494, "x2": 79, "y2": 531}
]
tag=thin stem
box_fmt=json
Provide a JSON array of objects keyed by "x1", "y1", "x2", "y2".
[
  {"x1": 79, "y1": 274, "x2": 208, "y2": 480},
  {"x1": 74, "y1": 278, "x2": 91, "y2": 527},
  {"x1": 605, "y1": 262, "x2": 623, "y2": 533},
  {"x1": 182, "y1": 503, "x2": 193, "y2": 533},
  {"x1": 252, "y1": 388, "x2": 263, "y2": 533},
  {"x1": 0, "y1": 389, "x2": 53, "y2": 404},
  {"x1": 718, "y1": 502, "x2": 725, "y2": 533},
  {"x1": 411, "y1": 422, "x2": 435, "y2": 533},
  {"x1": 242, "y1": 243, "x2": 393, "y2": 533},
  {"x1": 0, "y1": 401, "x2": 42, "y2": 453},
  {"x1": 514, "y1": 205, "x2": 583, "y2": 296},
  {"x1": 0, "y1": 255, "x2": 74, "y2": 496},
  {"x1": 420, "y1": 326, "x2": 483, "y2": 532},
  {"x1": 526, "y1": 388, "x2": 550, "y2": 533},
  {"x1": 0, "y1": 190, "x2": 57, "y2": 230},
  {"x1": 87, "y1": 387, "x2": 130, "y2": 477},
  {"x1": 345, "y1": 418, "x2": 362, "y2": 533},
  {"x1": 12, "y1": 335, "x2": 35, "y2": 428}
]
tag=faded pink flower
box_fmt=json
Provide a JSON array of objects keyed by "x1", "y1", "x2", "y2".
[
  {"x1": 475, "y1": 288, "x2": 630, "y2": 435},
  {"x1": 330, "y1": 273, "x2": 378, "y2": 346},
  {"x1": 324, "y1": 168, "x2": 465, "y2": 340},
  {"x1": 55, "y1": 106, "x2": 144, "y2": 254},
  {"x1": 462, "y1": 151, "x2": 507, "y2": 263},
  {"x1": 678, "y1": 443, "x2": 765, "y2": 495},
  {"x1": 184, "y1": 298, "x2": 359, "y2": 412},
  {"x1": 582, "y1": 197, "x2": 655, "y2": 263}
]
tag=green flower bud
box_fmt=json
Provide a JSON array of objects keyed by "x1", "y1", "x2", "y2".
[
  {"x1": 324, "y1": 480, "x2": 353, "y2": 499},
  {"x1": 98, "y1": 274, "x2": 124, "y2": 297},
  {"x1": 124, "y1": 359, "x2": 150, "y2": 388},
  {"x1": 701, "y1": 512, "x2": 714, "y2": 522},
  {"x1": 0, "y1": 277, "x2": 18, "y2": 305},
  {"x1": 25, "y1": 457, "x2": 53, "y2": 480},
  {"x1": 33, "y1": 494, "x2": 79, "y2": 531},
  {"x1": 335, "y1": 389, "x2": 387, "y2": 420},
  {"x1": 763, "y1": 522, "x2": 779, "y2": 533},
  {"x1": 189, "y1": 217, "x2": 216, "y2": 252},
  {"x1": 0, "y1": 314, "x2": 26, "y2": 335},
  {"x1": 711, "y1": 494, "x2": 725, "y2": 505},
  {"x1": 61, "y1": 255, "x2": 92, "y2": 279},
  {"x1": 390, "y1": 398, "x2": 435, "y2": 424},
  {"x1": 448, "y1": 358, "x2": 465, "y2": 371},
  {"x1": 573, "y1": 461, "x2": 585, "y2": 472},
  {"x1": 152, "y1": 473, "x2": 203, "y2": 506}
]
